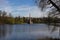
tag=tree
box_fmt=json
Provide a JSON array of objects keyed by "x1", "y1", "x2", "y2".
[
  {"x1": 0, "y1": 10, "x2": 2, "y2": 16},
  {"x1": 36, "y1": 0, "x2": 60, "y2": 16},
  {"x1": 9, "y1": 13, "x2": 12, "y2": 17},
  {"x1": 36, "y1": 0, "x2": 60, "y2": 35},
  {"x1": 2, "y1": 11, "x2": 7, "y2": 17}
]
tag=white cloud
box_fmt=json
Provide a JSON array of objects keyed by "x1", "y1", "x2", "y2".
[
  {"x1": 0, "y1": 0, "x2": 10, "y2": 7},
  {"x1": 30, "y1": 6, "x2": 44, "y2": 17},
  {"x1": 16, "y1": 5, "x2": 30, "y2": 11},
  {"x1": 0, "y1": 0, "x2": 12, "y2": 13},
  {"x1": 20, "y1": 6, "x2": 47, "y2": 17},
  {"x1": 0, "y1": 0, "x2": 48, "y2": 17}
]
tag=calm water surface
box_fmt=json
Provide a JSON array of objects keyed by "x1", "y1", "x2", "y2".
[{"x1": 0, "y1": 24, "x2": 59, "y2": 40}]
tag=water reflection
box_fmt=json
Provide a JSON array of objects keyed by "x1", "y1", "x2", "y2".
[
  {"x1": 0, "y1": 24, "x2": 59, "y2": 40},
  {"x1": 0, "y1": 24, "x2": 13, "y2": 38}
]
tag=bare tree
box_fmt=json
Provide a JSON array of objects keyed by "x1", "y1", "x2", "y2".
[{"x1": 36, "y1": 0, "x2": 60, "y2": 35}]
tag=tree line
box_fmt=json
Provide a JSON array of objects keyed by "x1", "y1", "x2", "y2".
[
  {"x1": 0, "y1": 10, "x2": 42, "y2": 24},
  {"x1": 0, "y1": 10, "x2": 60, "y2": 24},
  {"x1": 0, "y1": 10, "x2": 24, "y2": 24}
]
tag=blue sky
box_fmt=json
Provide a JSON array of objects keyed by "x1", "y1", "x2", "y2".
[
  {"x1": 0, "y1": 0, "x2": 48, "y2": 17},
  {"x1": 8, "y1": 0, "x2": 35, "y2": 6}
]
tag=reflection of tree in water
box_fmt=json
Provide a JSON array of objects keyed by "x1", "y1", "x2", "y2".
[
  {"x1": 0, "y1": 25, "x2": 6, "y2": 37},
  {"x1": 0, "y1": 24, "x2": 13, "y2": 38},
  {"x1": 7, "y1": 25, "x2": 13, "y2": 34}
]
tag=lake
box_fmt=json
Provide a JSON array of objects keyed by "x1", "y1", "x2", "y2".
[{"x1": 0, "y1": 24, "x2": 59, "y2": 40}]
